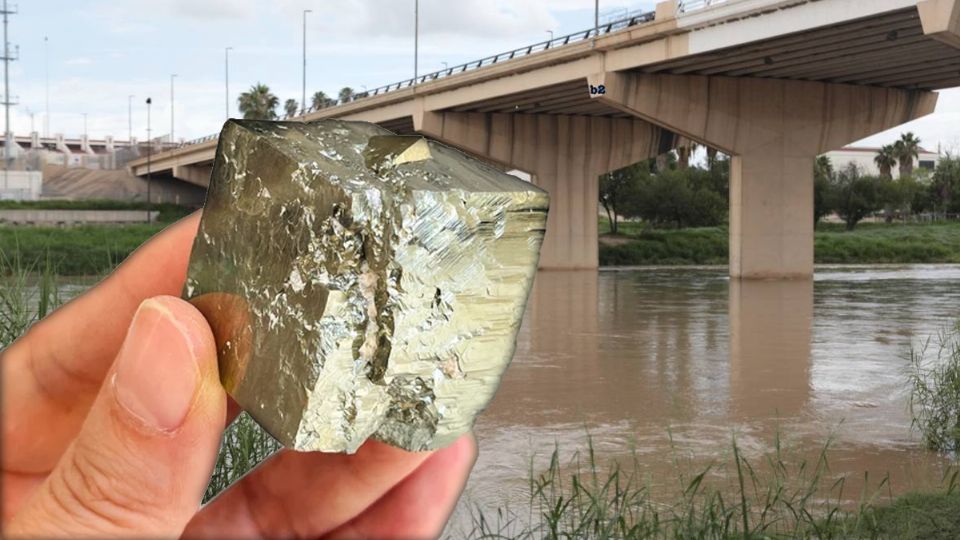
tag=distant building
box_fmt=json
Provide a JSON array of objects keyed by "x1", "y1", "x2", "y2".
[{"x1": 825, "y1": 146, "x2": 939, "y2": 179}]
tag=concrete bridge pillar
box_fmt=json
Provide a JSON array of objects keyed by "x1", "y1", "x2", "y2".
[
  {"x1": 415, "y1": 110, "x2": 676, "y2": 269},
  {"x1": 590, "y1": 72, "x2": 938, "y2": 279}
]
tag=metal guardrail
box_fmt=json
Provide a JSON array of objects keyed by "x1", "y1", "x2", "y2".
[
  {"x1": 677, "y1": 0, "x2": 729, "y2": 13},
  {"x1": 176, "y1": 3, "x2": 732, "y2": 151}
]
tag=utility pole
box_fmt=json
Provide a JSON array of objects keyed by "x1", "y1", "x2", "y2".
[
  {"x1": 44, "y1": 36, "x2": 49, "y2": 137},
  {"x1": 225, "y1": 46, "x2": 232, "y2": 120},
  {"x1": 146, "y1": 97, "x2": 152, "y2": 223},
  {"x1": 413, "y1": 0, "x2": 419, "y2": 85},
  {"x1": 82, "y1": 112, "x2": 87, "y2": 138},
  {"x1": 128, "y1": 94, "x2": 134, "y2": 144},
  {"x1": 595, "y1": 0, "x2": 600, "y2": 35},
  {"x1": 302, "y1": 10, "x2": 311, "y2": 115},
  {"x1": 2, "y1": 0, "x2": 19, "y2": 187},
  {"x1": 170, "y1": 73, "x2": 176, "y2": 144}
]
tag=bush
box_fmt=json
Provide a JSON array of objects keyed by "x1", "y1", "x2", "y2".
[
  {"x1": 909, "y1": 322, "x2": 960, "y2": 454},
  {"x1": 829, "y1": 164, "x2": 884, "y2": 230}
]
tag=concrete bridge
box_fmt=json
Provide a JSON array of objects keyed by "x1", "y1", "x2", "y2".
[{"x1": 128, "y1": 0, "x2": 960, "y2": 278}]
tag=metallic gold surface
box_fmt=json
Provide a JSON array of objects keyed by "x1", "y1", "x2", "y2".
[{"x1": 184, "y1": 119, "x2": 549, "y2": 453}]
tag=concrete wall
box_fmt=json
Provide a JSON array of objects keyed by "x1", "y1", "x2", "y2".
[
  {"x1": 0, "y1": 171, "x2": 43, "y2": 201},
  {"x1": 0, "y1": 209, "x2": 159, "y2": 225}
]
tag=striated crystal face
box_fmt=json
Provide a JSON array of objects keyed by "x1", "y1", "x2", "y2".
[{"x1": 184, "y1": 119, "x2": 549, "y2": 453}]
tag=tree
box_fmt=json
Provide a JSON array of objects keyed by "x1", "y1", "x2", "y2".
[
  {"x1": 814, "y1": 155, "x2": 834, "y2": 226},
  {"x1": 311, "y1": 91, "x2": 336, "y2": 110},
  {"x1": 338, "y1": 87, "x2": 355, "y2": 104},
  {"x1": 676, "y1": 141, "x2": 700, "y2": 170},
  {"x1": 874, "y1": 145, "x2": 897, "y2": 180},
  {"x1": 237, "y1": 83, "x2": 279, "y2": 120},
  {"x1": 830, "y1": 164, "x2": 883, "y2": 230},
  {"x1": 894, "y1": 132, "x2": 921, "y2": 178},
  {"x1": 284, "y1": 98, "x2": 298, "y2": 118},
  {"x1": 627, "y1": 168, "x2": 726, "y2": 229},
  {"x1": 599, "y1": 162, "x2": 647, "y2": 234},
  {"x1": 929, "y1": 153, "x2": 960, "y2": 214}
]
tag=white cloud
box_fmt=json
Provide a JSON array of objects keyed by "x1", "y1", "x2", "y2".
[{"x1": 64, "y1": 57, "x2": 93, "y2": 66}]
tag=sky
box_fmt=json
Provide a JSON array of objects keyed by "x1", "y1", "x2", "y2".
[{"x1": 7, "y1": 0, "x2": 960, "y2": 152}]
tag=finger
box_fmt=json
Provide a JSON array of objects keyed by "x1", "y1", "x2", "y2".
[
  {"x1": 7, "y1": 296, "x2": 227, "y2": 538},
  {"x1": 329, "y1": 434, "x2": 478, "y2": 540},
  {"x1": 182, "y1": 441, "x2": 437, "y2": 539},
  {"x1": 2, "y1": 213, "x2": 200, "y2": 473}
]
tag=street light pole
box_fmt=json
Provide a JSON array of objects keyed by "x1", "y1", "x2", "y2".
[
  {"x1": 128, "y1": 94, "x2": 133, "y2": 144},
  {"x1": 302, "y1": 10, "x2": 311, "y2": 115},
  {"x1": 225, "y1": 47, "x2": 232, "y2": 120},
  {"x1": 413, "y1": 0, "x2": 419, "y2": 85},
  {"x1": 82, "y1": 112, "x2": 87, "y2": 138},
  {"x1": 595, "y1": 0, "x2": 600, "y2": 36},
  {"x1": 44, "y1": 36, "x2": 49, "y2": 137},
  {"x1": 146, "y1": 97, "x2": 152, "y2": 223},
  {"x1": 170, "y1": 73, "x2": 176, "y2": 144}
]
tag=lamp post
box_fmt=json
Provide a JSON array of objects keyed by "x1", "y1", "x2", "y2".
[
  {"x1": 127, "y1": 94, "x2": 134, "y2": 144},
  {"x1": 82, "y1": 112, "x2": 87, "y2": 138},
  {"x1": 225, "y1": 47, "x2": 232, "y2": 120},
  {"x1": 413, "y1": 0, "x2": 419, "y2": 85},
  {"x1": 595, "y1": 0, "x2": 600, "y2": 36},
  {"x1": 146, "y1": 97, "x2": 152, "y2": 223},
  {"x1": 546, "y1": 30, "x2": 554, "y2": 45},
  {"x1": 44, "y1": 36, "x2": 49, "y2": 137},
  {"x1": 170, "y1": 74, "x2": 177, "y2": 144},
  {"x1": 302, "y1": 10, "x2": 311, "y2": 115}
]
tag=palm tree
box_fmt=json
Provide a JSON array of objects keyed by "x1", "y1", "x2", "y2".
[
  {"x1": 237, "y1": 83, "x2": 279, "y2": 120},
  {"x1": 311, "y1": 91, "x2": 336, "y2": 110},
  {"x1": 874, "y1": 145, "x2": 897, "y2": 179},
  {"x1": 893, "y1": 132, "x2": 921, "y2": 178},
  {"x1": 338, "y1": 87, "x2": 355, "y2": 104},
  {"x1": 284, "y1": 99, "x2": 298, "y2": 119}
]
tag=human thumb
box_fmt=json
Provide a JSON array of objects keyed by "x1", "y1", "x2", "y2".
[{"x1": 8, "y1": 296, "x2": 227, "y2": 538}]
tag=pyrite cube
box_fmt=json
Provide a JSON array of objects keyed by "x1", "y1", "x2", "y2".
[{"x1": 184, "y1": 120, "x2": 549, "y2": 452}]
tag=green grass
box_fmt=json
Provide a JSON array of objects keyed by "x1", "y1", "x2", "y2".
[
  {"x1": 909, "y1": 322, "x2": 960, "y2": 455},
  {"x1": 465, "y1": 434, "x2": 960, "y2": 539},
  {"x1": 600, "y1": 218, "x2": 960, "y2": 266},
  {"x1": 0, "y1": 224, "x2": 165, "y2": 276}
]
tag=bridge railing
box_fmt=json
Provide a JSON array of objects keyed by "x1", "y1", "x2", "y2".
[
  {"x1": 677, "y1": 0, "x2": 730, "y2": 13},
  {"x1": 303, "y1": 10, "x2": 656, "y2": 112},
  {"x1": 172, "y1": 9, "x2": 660, "y2": 151}
]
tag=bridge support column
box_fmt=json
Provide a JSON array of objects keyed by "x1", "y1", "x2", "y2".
[
  {"x1": 415, "y1": 110, "x2": 677, "y2": 269},
  {"x1": 590, "y1": 72, "x2": 938, "y2": 279}
]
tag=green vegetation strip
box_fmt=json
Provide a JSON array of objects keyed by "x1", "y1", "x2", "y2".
[
  {"x1": 0, "y1": 224, "x2": 165, "y2": 276},
  {"x1": 600, "y1": 220, "x2": 960, "y2": 266}
]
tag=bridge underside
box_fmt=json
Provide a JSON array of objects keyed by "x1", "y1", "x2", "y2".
[{"x1": 129, "y1": 0, "x2": 960, "y2": 278}]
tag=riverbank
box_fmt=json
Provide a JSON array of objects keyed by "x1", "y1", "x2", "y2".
[{"x1": 600, "y1": 220, "x2": 960, "y2": 266}]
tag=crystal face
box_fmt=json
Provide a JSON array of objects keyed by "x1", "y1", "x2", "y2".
[{"x1": 184, "y1": 120, "x2": 549, "y2": 453}]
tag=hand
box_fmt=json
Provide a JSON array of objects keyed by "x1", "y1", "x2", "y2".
[{"x1": 1, "y1": 213, "x2": 477, "y2": 539}]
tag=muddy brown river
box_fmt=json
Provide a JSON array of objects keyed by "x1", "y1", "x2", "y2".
[{"x1": 449, "y1": 266, "x2": 960, "y2": 532}]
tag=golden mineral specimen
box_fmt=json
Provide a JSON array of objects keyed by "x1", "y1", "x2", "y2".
[{"x1": 184, "y1": 120, "x2": 549, "y2": 453}]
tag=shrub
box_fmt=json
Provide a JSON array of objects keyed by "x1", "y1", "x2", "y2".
[{"x1": 909, "y1": 322, "x2": 960, "y2": 454}]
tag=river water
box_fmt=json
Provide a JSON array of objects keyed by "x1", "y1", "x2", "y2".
[
  {"x1": 451, "y1": 265, "x2": 960, "y2": 531},
  {"x1": 8, "y1": 266, "x2": 960, "y2": 533}
]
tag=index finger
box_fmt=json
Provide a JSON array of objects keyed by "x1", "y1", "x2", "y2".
[{"x1": 2, "y1": 212, "x2": 201, "y2": 474}]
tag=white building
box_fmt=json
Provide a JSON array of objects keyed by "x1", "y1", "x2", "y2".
[{"x1": 825, "y1": 146, "x2": 939, "y2": 179}]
